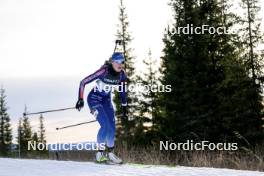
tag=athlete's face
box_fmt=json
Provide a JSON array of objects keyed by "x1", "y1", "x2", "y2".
[{"x1": 112, "y1": 61, "x2": 124, "y2": 72}]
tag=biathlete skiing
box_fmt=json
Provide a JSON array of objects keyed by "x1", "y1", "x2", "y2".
[{"x1": 75, "y1": 41, "x2": 127, "y2": 164}]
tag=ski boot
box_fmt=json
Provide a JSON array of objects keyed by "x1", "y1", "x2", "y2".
[
  {"x1": 95, "y1": 151, "x2": 108, "y2": 163},
  {"x1": 106, "y1": 147, "x2": 123, "y2": 164}
]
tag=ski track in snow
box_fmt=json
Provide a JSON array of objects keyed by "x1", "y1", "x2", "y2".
[{"x1": 0, "y1": 158, "x2": 263, "y2": 176}]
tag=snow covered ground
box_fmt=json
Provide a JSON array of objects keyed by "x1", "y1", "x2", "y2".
[{"x1": 0, "y1": 158, "x2": 263, "y2": 176}]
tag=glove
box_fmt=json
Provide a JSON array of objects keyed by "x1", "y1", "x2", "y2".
[
  {"x1": 122, "y1": 105, "x2": 128, "y2": 119},
  {"x1": 75, "y1": 98, "x2": 84, "y2": 111}
]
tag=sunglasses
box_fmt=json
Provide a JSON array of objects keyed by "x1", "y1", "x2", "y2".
[{"x1": 114, "y1": 60, "x2": 125, "y2": 64}]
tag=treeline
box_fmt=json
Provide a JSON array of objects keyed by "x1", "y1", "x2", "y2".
[
  {"x1": 115, "y1": 0, "x2": 264, "y2": 147},
  {"x1": 17, "y1": 111, "x2": 47, "y2": 157},
  {"x1": 0, "y1": 87, "x2": 47, "y2": 157}
]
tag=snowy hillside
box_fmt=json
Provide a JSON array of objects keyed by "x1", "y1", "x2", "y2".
[{"x1": 0, "y1": 158, "x2": 263, "y2": 176}]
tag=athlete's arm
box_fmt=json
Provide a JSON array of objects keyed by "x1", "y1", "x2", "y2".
[{"x1": 78, "y1": 67, "x2": 106, "y2": 99}]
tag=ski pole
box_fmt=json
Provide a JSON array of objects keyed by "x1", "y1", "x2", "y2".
[
  {"x1": 56, "y1": 120, "x2": 97, "y2": 130},
  {"x1": 23, "y1": 106, "x2": 76, "y2": 116},
  {"x1": 56, "y1": 114, "x2": 125, "y2": 130}
]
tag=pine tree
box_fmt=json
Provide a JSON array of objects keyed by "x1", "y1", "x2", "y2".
[
  {"x1": 37, "y1": 114, "x2": 48, "y2": 156},
  {"x1": 139, "y1": 49, "x2": 159, "y2": 122},
  {"x1": 31, "y1": 131, "x2": 41, "y2": 156},
  {"x1": 114, "y1": 0, "x2": 138, "y2": 146},
  {"x1": 32, "y1": 132, "x2": 39, "y2": 144},
  {"x1": 225, "y1": 0, "x2": 264, "y2": 144},
  {"x1": 17, "y1": 118, "x2": 22, "y2": 157},
  {"x1": 218, "y1": 0, "x2": 264, "y2": 144},
  {"x1": 239, "y1": 0, "x2": 263, "y2": 83},
  {"x1": 17, "y1": 106, "x2": 33, "y2": 157},
  {"x1": 0, "y1": 87, "x2": 13, "y2": 156},
  {"x1": 39, "y1": 114, "x2": 46, "y2": 144},
  {"x1": 157, "y1": 0, "x2": 263, "y2": 144},
  {"x1": 158, "y1": 0, "x2": 216, "y2": 141},
  {"x1": 135, "y1": 49, "x2": 160, "y2": 144}
]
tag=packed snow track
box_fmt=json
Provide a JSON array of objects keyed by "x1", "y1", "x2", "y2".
[{"x1": 0, "y1": 158, "x2": 263, "y2": 176}]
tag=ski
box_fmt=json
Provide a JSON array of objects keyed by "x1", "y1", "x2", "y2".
[{"x1": 94, "y1": 160, "x2": 123, "y2": 166}]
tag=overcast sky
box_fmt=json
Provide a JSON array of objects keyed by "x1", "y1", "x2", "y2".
[{"x1": 0, "y1": 0, "x2": 263, "y2": 144}]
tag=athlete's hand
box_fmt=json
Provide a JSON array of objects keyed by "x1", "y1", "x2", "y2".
[
  {"x1": 76, "y1": 98, "x2": 84, "y2": 111},
  {"x1": 122, "y1": 105, "x2": 128, "y2": 119}
]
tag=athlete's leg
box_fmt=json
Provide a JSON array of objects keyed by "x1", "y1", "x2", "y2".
[
  {"x1": 88, "y1": 91, "x2": 115, "y2": 162},
  {"x1": 87, "y1": 92, "x2": 109, "y2": 147},
  {"x1": 102, "y1": 97, "x2": 123, "y2": 164},
  {"x1": 103, "y1": 97, "x2": 116, "y2": 148}
]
